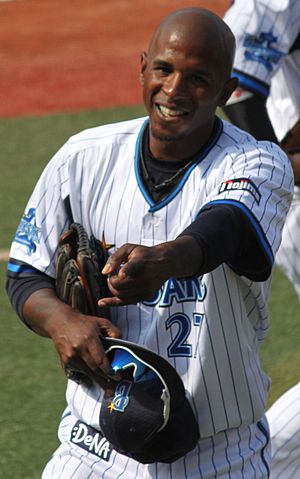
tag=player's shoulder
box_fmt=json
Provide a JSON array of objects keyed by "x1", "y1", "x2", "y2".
[
  {"x1": 65, "y1": 116, "x2": 147, "y2": 151},
  {"x1": 221, "y1": 119, "x2": 288, "y2": 159}
]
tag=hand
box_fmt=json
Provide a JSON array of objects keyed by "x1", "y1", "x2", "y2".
[
  {"x1": 98, "y1": 243, "x2": 170, "y2": 306},
  {"x1": 23, "y1": 288, "x2": 121, "y2": 389},
  {"x1": 49, "y1": 309, "x2": 121, "y2": 389},
  {"x1": 98, "y1": 236, "x2": 203, "y2": 306}
]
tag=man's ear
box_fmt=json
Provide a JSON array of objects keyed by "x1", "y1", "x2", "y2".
[
  {"x1": 218, "y1": 76, "x2": 239, "y2": 107},
  {"x1": 140, "y1": 52, "x2": 148, "y2": 86}
]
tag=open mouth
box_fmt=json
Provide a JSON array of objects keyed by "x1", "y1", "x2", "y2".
[{"x1": 156, "y1": 104, "x2": 189, "y2": 119}]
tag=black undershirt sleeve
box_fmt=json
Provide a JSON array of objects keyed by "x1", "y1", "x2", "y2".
[
  {"x1": 6, "y1": 268, "x2": 55, "y2": 325},
  {"x1": 178, "y1": 203, "x2": 272, "y2": 281}
]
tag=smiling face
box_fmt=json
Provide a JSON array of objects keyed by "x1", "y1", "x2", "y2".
[{"x1": 140, "y1": 9, "x2": 237, "y2": 160}]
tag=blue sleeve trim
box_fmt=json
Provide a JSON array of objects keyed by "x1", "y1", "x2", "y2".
[
  {"x1": 7, "y1": 261, "x2": 37, "y2": 274},
  {"x1": 201, "y1": 199, "x2": 274, "y2": 266}
]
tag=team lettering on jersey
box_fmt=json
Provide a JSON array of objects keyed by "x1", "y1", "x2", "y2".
[
  {"x1": 143, "y1": 277, "x2": 206, "y2": 359},
  {"x1": 143, "y1": 276, "x2": 206, "y2": 307}
]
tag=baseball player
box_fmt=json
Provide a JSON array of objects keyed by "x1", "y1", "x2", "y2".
[
  {"x1": 223, "y1": 0, "x2": 300, "y2": 303},
  {"x1": 6, "y1": 8, "x2": 293, "y2": 478}
]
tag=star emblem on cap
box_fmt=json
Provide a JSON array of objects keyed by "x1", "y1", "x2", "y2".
[{"x1": 108, "y1": 401, "x2": 115, "y2": 413}]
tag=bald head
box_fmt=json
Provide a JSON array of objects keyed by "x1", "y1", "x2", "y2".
[{"x1": 148, "y1": 7, "x2": 236, "y2": 78}]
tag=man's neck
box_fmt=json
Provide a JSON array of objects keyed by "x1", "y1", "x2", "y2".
[{"x1": 148, "y1": 119, "x2": 217, "y2": 162}]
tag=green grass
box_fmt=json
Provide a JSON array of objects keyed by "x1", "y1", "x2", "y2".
[
  {"x1": 0, "y1": 262, "x2": 66, "y2": 479},
  {"x1": 260, "y1": 267, "x2": 300, "y2": 405},
  {"x1": 0, "y1": 106, "x2": 299, "y2": 477}
]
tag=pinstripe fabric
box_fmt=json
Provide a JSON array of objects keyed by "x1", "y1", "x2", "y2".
[
  {"x1": 9, "y1": 117, "x2": 293, "y2": 477},
  {"x1": 267, "y1": 382, "x2": 300, "y2": 478}
]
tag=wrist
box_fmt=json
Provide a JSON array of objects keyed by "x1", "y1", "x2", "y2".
[
  {"x1": 155, "y1": 236, "x2": 204, "y2": 279},
  {"x1": 23, "y1": 288, "x2": 79, "y2": 338}
]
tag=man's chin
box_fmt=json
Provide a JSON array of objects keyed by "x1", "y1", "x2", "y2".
[{"x1": 151, "y1": 128, "x2": 186, "y2": 143}]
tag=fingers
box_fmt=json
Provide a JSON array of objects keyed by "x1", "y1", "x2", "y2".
[
  {"x1": 54, "y1": 313, "x2": 122, "y2": 388},
  {"x1": 99, "y1": 243, "x2": 161, "y2": 306},
  {"x1": 98, "y1": 296, "x2": 134, "y2": 307},
  {"x1": 102, "y1": 244, "x2": 136, "y2": 276},
  {"x1": 98, "y1": 316, "x2": 122, "y2": 339},
  {"x1": 64, "y1": 357, "x2": 112, "y2": 390}
]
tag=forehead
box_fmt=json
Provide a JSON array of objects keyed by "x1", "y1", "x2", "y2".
[{"x1": 149, "y1": 26, "x2": 218, "y2": 68}]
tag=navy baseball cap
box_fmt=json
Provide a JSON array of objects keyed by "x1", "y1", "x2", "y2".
[{"x1": 99, "y1": 337, "x2": 199, "y2": 464}]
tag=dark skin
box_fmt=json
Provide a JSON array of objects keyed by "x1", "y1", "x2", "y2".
[{"x1": 23, "y1": 8, "x2": 238, "y2": 382}]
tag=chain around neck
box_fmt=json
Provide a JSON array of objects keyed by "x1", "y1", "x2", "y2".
[{"x1": 139, "y1": 127, "x2": 194, "y2": 193}]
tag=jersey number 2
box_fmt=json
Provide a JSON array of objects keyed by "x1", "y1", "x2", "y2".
[{"x1": 166, "y1": 312, "x2": 203, "y2": 357}]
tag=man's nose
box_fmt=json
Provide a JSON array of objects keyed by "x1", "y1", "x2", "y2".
[{"x1": 163, "y1": 73, "x2": 185, "y2": 96}]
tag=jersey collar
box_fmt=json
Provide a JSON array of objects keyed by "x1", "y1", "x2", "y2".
[{"x1": 134, "y1": 117, "x2": 224, "y2": 212}]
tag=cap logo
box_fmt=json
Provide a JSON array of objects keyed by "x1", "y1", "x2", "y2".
[{"x1": 108, "y1": 380, "x2": 132, "y2": 413}]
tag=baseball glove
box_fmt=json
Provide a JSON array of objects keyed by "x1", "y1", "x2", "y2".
[
  {"x1": 55, "y1": 222, "x2": 113, "y2": 385},
  {"x1": 55, "y1": 222, "x2": 112, "y2": 318}
]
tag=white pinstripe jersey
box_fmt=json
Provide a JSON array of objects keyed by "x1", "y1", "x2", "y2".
[{"x1": 10, "y1": 116, "x2": 293, "y2": 476}]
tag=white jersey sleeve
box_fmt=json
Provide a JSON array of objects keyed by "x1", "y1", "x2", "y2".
[{"x1": 8, "y1": 142, "x2": 72, "y2": 277}]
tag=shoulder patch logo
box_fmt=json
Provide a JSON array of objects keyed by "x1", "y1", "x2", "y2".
[
  {"x1": 14, "y1": 208, "x2": 41, "y2": 255},
  {"x1": 219, "y1": 178, "x2": 261, "y2": 204}
]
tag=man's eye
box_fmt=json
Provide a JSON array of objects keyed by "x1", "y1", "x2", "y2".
[{"x1": 154, "y1": 66, "x2": 171, "y2": 75}]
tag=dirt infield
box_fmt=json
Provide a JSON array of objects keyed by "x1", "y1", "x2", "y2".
[{"x1": 0, "y1": 0, "x2": 230, "y2": 118}]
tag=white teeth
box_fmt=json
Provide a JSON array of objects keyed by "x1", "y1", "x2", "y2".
[{"x1": 158, "y1": 105, "x2": 186, "y2": 118}]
